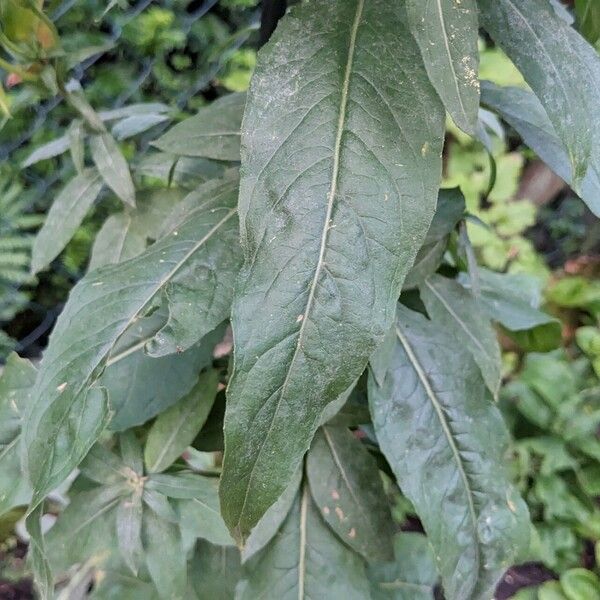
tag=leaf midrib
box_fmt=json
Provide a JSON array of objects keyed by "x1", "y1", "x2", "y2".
[
  {"x1": 395, "y1": 324, "x2": 480, "y2": 583},
  {"x1": 235, "y1": 0, "x2": 366, "y2": 532}
]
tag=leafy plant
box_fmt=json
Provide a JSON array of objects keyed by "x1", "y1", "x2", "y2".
[{"x1": 1, "y1": 1, "x2": 600, "y2": 599}]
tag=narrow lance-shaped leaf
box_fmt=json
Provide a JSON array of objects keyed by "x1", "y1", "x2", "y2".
[
  {"x1": 406, "y1": 0, "x2": 480, "y2": 134},
  {"x1": 152, "y1": 93, "x2": 245, "y2": 161},
  {"x1": 90, "y1": 132, "x2": 136, "y2": 207},
  {"x1": 306, "y1": 425, "x2": 394, "y2": 562},
  {"x1": 221, "y1": 0, "x2": 445, "y2": 541},
  {"x1": 237, "y1": 484, "x2": 371, "y2": 600},
  {"x1": 420, "y1": 274, "x2": 502, "y2": 397},
  {"x1": 31, "y1": 169, "x2": 104, "y2": 275},
  {"x1": 23, "y1": 171, "x2": 241, "y2": 508},
  {"x1": 478, "y1": 0, "x2": 599, "y2": 188},
  {"x1": 368, "y1": 305, "x2": 530, "y2": 600},
  {"x1": 480, "y1": 82, "x2": 600, "y2": 217}
]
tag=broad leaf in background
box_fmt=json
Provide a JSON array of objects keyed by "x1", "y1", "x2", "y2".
[
  {"x1": 0, "y1": 353, "x2": 35, "y2": 515},
  {"x1": 478, "y1": 0, "x2": 600, "y2": 188},
  {"x1": 306, "y1": 425, "x2": 394, "y2": 562},
  {"x1": 221, "y1": 0, "x2": 445, "y2": 541},
  {"x1": 189, "y1": 540, "x2": 241, "y2": 600},
  {"x1": 237, "y1": 485, "x2": 371, "y2": 599},
  {"x1": 89, "y1": 188, "x2": 187, "y2": 270},
  {"x1": 90, "y1": 132, "x2": 136, "y2": 207},
  {"x1": 406, "y1": 0, "x2": 480, "y2": 134},
  {"x1": 23, "y1": 172, "x2": 240, "y2": 507},
  {"x1": 368, "y1": 532, "x2": 439, "y2": 600},
  {"x1": 144, "y1": 369, "x2": 219, "y2": 473},
  {"x1": 31, "y1": 169, "x2": 104, "y2": 275},
  {"x1": 369, "y1": 305, "x2": 530, "y2": 600},
  {"x1": 481, "y1": 82, "x2": 600, "y2": 217},
  {"x1": 576, "y1": 0, "x2": 600, "y2": 46},
  {"x1": 459, "y1": 269, "x2": 562, "y2": 352},
  {"x1": 112, "y1": 113, "x2": 171, "y2": 141},
  {"x1": 421, "y1": 274, "x2": 502, "y2": 396},
  {"x1": 21, "y1": 135, "x2": 70, "y2": 168},
  {"x1": 136, "y1": 154, "x2": 224, "y2": 190},
  {"x1": 153, "y1": 93, "x2": 245, "y2": 161}
]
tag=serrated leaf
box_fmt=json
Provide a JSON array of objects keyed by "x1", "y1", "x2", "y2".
[
  {"x1": 368, "y1": 305, "x2": 530, "y2": 600},
  {"x1": 23, "y1": 173, "x2": 240, "y2": 506},
  {"x1": 143, "y1": 505, "x2": 187, "y2": 600},
  {"x1": 459, "y1": 269, "x2": 562, "y2": 352},
  {"x1": 90, "y1": 132, "x2": 136, "y2": 207},
  {"x1": 21, "y1": 135, "x2": 70, "y2": 168},
  {"x1": 144, "y1": 370, "x2": 219, "y2": 473},
  {"x1": 367, "y1": 532, "x2": 438, "y2": 600},
  {"x1": 31, "y1": 169, "x2": 103, "y2": 274},
  {"x1": 153, "y1": 94, "x2": 245, "y2": 161},
  {"x1": 0, "y1": 354, "x2": 35, "y2": 515},
  {"x1": 421, "y1": 274, "x2": 502, "y2": 397},
  {"x1": 237, "y1": 485, "x2": 371, "y2": 599},
  {"x1": 189, "y1": 540, "x2": 241, "y2": 600},
  {"x1": 221, "y1": 0, "x2": 444, "y2": 542},
  {"x1": 406, "y1": 0, "x2": 480, "y2": 134},
  {"x1": 478, "y1": 0, "x2": 600, "y2": 188},
  {"x1": 306, "y1": 425, "x2": 393, "y2": 563},
  {"x1": 481, "y1": 82, "x2": 600, "y2": 217}
]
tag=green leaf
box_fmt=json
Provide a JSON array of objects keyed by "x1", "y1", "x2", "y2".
[
  {"x1": 420, "y1": 274, "x2": 502, "y2": 397},
  {"x1": 368, "y1": 305, "x2": 530, "y2": 600},
  {"x1": 152, "y1": 93, "x2": 245, "y2": 161},
  {"x1": 424, "y1": 188, "x2": 466, "y2": 245},
  {"x1": 23, "y1": 173, "x2": 240, "y2": 505},
  {"x1": 189, "y1": 540, "x2": 241, "y2": 600},
  {"x1": 112, "y1": 113, "x2": 170, "y2": 141},
  {"x1": 21, "y1": 135, "x2": 70, "y2": 168},
  {"x1": 306, "y1": 425, "x2": 394, "y2": 562},
  {"x1": 136, "y1": 154, "x2": 224, "y2": 190},
  {"x1": 459, "y1": 269, "x2": 562, "y2": 352},
  {"x1": 90, "y1": 132, "x2": 136, "y2": 207},
  {"x1": 143, "y1": 505, "x2": 187, "y2": 600},
  {"x1": 31, "y1": 169, "x2": 103, "y2": 274},
  {"x1": 116, "y1": 490, "x2": 143, "y2": 575},
  {"x1": 79, "y1": 443, "x2": 129, "y2": 485},
  {"x1": 119, "y1": 431, "x2": 143, "y2": 475},
  {"x1": 481, "y1": 82, "x2": 600, "y2": 217},
  {"x1": 221, "y1": 0, "x2": 445, "y2": 542},
  {"x1": 0, "y1": 353, "x2": 35, "y2": 515},
  {"x1": 237, "y1": 484, "x2": 371, "y2": 599},
  {"x1": 406, "y1": 0, "x2": 480, "y2": 134},
  {"x1": 576, "y1": 0, "x2": 600, "y2": 45},
  {"x1": 478, "y1": 0, "x2": 599, "y2": 188},
  {"x1": 89, "y1": 188, "x2": 186, "y2": 271},
  {"x1": 367, "y1": 532, "x2": 438, "y2": 600},
  {"x1": 68, "y1": 120, "x2": 85, "y2": 174},
  {"x1": 539, "y1": 581, "x2": 569, "y2": 600},
  {"x1": 561, "y1": 568, "x2": 600, "y2": 600},
  {"x1": 144, "y1": 369, "x2": 219, "y2": 473},
  {"x1": 403, "y1": 238, "x2": 447, "y2": 290}
]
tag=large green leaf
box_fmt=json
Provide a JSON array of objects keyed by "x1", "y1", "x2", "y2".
[
  {"x1": 420, "y1": 274, "x2": 502, "y2": 397},
  {"x1": 368, "y1": 304, "x2": 529, "y2": 600},
  {"x1": 481, "y1": 82, "x2": 600, "y2": 217},
  {"x1": 23, "y1": 172, "x2": 240, "y2": 507},
  {"x1": 367, "y1": 532, "x2": 438, "y2": 600},
  {"x1": 221, "y1": 0, "x2": 445, "y2": 541},
  {"x1": 189, "y1": 540, "x2": 241, "y2": 600},
  {"x1": 0, "y1": 353, "x2": 35, "y2": 515},
  {"x1": 153, "y1": 93, "x2": 245, "y2": 161},
  {"x1": 306, "y1": 425, "x2": 394, "y2": 562},
  {"x1": 478, "y1": 0, "x2": 600, "y2": 188},
  {"x1": 406, "y1": 0, "x2": 480, "y2": 134},
  {"x1": 144, "y1": 369, "x2": 219, "y2": 473},
  {"x1": 237, "y1": 485, "x2": 371, "y2": 599},
  {"x1": 31, "y1": 169, "x2": 104, "y2": 274}
]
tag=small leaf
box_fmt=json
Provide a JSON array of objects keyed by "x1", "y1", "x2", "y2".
[
  {"x1": 406, "y1": 0, "x2": 480, "y2": 134},
  {"x1": 145, "y1": 370, "x2": 219, "y2": 473},
  {"x1": 306, "y1": 425, "x2": 394, "y2": 562},
  {"x1": 221, "y1": 0, "x2": 445, "y2": 542},
  {"x1": 31, "y1": 169, "x2": 103, "y2": 274},
  {"x1": 79, "y1": 443, "x2": 128, "y2": 485},
  {"x1": 112, "y1": 113, "x2": 171, "y2": 141},
  {"x1": 367, "y1": 532, "x2": 439, "y2": 600},
  {"x1": 90, "y1": 132, "x2": 136, "y2": 207},
  {"x1": 21, "y1": 135, "x2": 70, "y2": 168},
  {"x1": 120, "y1": 431, "x2": 143, "y2": 476},
  {"x1": 237, "y1": 484, "x2": 371, "y2": 599},
  {"x1": 152, "y1": 93, "x2": 245, "y2": 161},
  {"x1": 68, "y1": 120, "x2": 86, "y2": 174},
  {"x1": 99, "y1": 103, "x2": 170, "y2": 122},
  {"x1": 117, "y1": 490, "x2": 143, "y2": 575},
  {"x1": 421, "y1": 274, "x2": 502, "y2": 397},
  {"x1": 368, "y1": 305, "x2": 530, "y2": 600}
]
